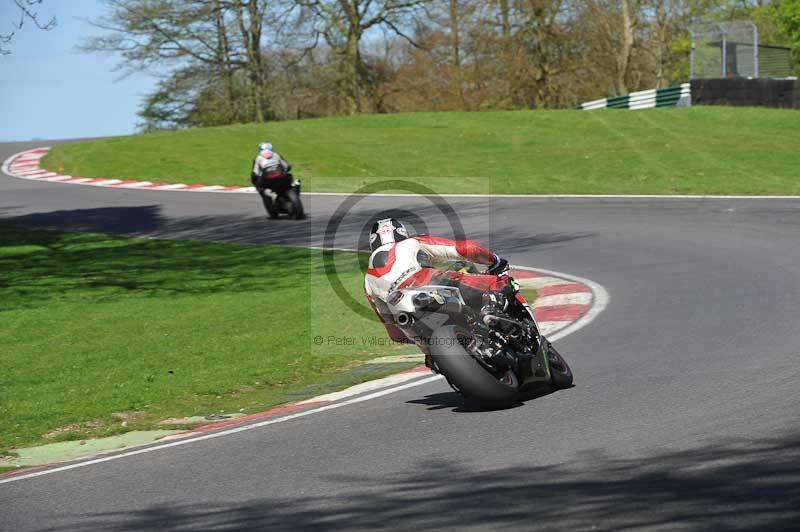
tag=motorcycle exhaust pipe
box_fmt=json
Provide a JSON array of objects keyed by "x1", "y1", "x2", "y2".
[{"x1": 396, "y1": 312, "x2": 414, "y2": 326}]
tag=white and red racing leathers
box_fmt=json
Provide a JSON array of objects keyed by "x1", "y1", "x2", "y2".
[
  {"x1": 364, "y1": 236, "x2": 502, "y2": 347},
  {"x1": 251, "y1": 149, "x2": 289, "y2": 181}
]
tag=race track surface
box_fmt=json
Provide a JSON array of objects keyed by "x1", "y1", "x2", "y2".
[{"x1": 1, "y1": 139, "x2": 799, "y2": 531}]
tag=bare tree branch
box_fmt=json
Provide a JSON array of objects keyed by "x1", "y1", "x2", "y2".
[{"x1": 1, "y1": 0, "x2": 57, "y2": 55}]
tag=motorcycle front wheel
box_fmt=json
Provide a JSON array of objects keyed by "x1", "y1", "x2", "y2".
[
  {"x1": 547, "y1": 343, "x2": 573, "y2": 389},
  {"x1": 429, "y1": 325, "x2": 520, "y2": 407},
  {"x1": 259, "y1": 191, "x2": 280, "y2": 219}
]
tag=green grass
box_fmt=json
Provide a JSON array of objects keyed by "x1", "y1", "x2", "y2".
[
  {"x1": 42, "y1": 107, "x2": 800, "y2": 195},
  {"x1": 0, "y1": 225, "x2": 417, "y2": 451}
]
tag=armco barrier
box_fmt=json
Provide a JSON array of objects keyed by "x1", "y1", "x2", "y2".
[{"x1": 580, "y1": 83, "x2": 691, "y2": 110}]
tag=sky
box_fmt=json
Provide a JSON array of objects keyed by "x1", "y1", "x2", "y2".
[{"x1": 0, "y1": 0, "x2": 157, "y2": 141}]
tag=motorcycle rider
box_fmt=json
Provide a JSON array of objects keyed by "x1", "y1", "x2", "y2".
[
  {"x1": 364, "y1": 218, "x2": 513, "y2": 358},
  {"x1": 251, "y1": 141, "x2": 291, "y2": 215}
]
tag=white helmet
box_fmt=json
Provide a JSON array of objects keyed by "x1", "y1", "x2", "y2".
[{"x1": 259, "y1": 142, "x2": 273, "y2": 152}]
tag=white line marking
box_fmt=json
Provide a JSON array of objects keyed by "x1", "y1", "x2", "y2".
[
  {"x1": 532, "y1": 293, "x2": 593, "y2": 308},
  {"x1": 0, "y1": 375, "x2": 441, "y2": 485},
  {"x1": 117, "y1": 181, "x2": 154, "y2": 188},
  {"x1": 16, "y1": 170, "x2": 49, "y2": 177},
  {"x1": 302, "y1": 192, "x2": 800, "y2": 200},
  {"x1": 5, "y1": 148, "x2": 800, "y2": 200},
  {"x1": 153, "y1": 183, "x2": 188, "y2": 190},
  {"x1": 296, "y1": 370, "x2": 429, "y2": 404},
  {"x1": 189, "y1": 185, "x2": 226, "y2": 192},
  {"x1": 159, "y1": 431, "x2": 203, "y2": 442},
  {"x1": 517, "y1": 276, "x2": 571, "y2": 289}
]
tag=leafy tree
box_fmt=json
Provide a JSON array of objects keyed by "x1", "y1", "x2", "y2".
[{"x1": 770, "y1": 0, "x2": 800, "y2": 64}]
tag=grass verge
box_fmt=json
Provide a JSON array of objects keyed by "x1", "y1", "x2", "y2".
[
  {"x1": 41, "y1": 107, "x2": 800, "y2": 195},
  {"x1": 0, "y1": 224, "x2": 417, "y2": 452}
]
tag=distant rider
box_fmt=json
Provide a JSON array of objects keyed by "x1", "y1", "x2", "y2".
[
  {"x1": 364, "y1": 218, "x2": 512, "y2": 360},
  {"x1": 251, "y1": 141, "x2": 291, "y2": 215}
]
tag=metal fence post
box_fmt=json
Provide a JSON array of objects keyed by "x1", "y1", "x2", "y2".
[
  {"x1": 753, "y1": 23, "x2": 759, "y2": 78},
  {"x1": 722, "y1": 29, "x2": 727, "y2": 78}
]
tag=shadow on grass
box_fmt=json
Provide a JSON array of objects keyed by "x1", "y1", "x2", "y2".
[
  {"x1": 0, "y1": 216, "x2": 311, "y2": 311},
  {"x1": 32, "y1": 433, "x2": 800, "y2": 531},
  {"x1": 1, "y1": 204, "x2": 313, "y2": 246}
]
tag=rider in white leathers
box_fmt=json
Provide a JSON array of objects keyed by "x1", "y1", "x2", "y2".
[
  {"x1": 364, "y1": 218, "x2": 511, "y2": 361},
  {"x1": 251, "y1": 141, "x2": 291, "y2": 215}
]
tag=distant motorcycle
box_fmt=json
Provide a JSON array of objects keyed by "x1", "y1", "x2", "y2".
[
  {"x1": 255, "y1": 163, "x2": 305, "y2": 220},
  {"x1": 384, "y1": 262, "x2": 573, "y2": 406}
]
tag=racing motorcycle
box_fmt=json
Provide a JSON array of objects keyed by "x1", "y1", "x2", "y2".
[
  {"x1": 384, "y1": 263, "x2": 573, "y2": 407},
  {"x1": 256, "y1": 163, "x2": 305, "y2": 220}
]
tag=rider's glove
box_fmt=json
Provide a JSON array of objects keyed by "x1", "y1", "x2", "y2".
[{"x1": 487, "y1": 254, "x2": 509, "y2": 276}]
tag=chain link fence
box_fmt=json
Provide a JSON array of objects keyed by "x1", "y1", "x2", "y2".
[{"x1": 690, "y1": 20, "x2": 794, "y2": 79}]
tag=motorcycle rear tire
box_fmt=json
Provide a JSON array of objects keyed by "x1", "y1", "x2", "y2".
[
  {"x1": 286, "y1": 188, "x2": 305, "y2": 220},
  {"x1": 430, "y1": 325, "x2": 520, "y2": 407}
]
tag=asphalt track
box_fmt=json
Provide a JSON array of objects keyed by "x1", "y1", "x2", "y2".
[{"x1": 1, "y1": 139, "x2": 799, "y2": 531}]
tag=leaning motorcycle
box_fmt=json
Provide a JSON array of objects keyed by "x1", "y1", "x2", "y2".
[
  {"x1": 384, "y1": 263, "x2": 573, "y2": 407},
  {"x1": 256, "y1": 164, "x2": 305, "y2": 220}
]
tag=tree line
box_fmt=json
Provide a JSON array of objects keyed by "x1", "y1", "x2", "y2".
[{"x1": 80, "y1": 0, "x2": 800, "y2": 131}]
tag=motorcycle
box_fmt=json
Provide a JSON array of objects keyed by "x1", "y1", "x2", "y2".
[
  {"x1": 384, "y1": 262, "x2": 573, "y2": 407},
  {"x1": 255, "y1": 163, "x2": 305, "y2": 220}
]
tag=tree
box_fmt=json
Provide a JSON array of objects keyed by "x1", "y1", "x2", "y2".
[
  {"x1": 506, "y1": 1, "x2": 581, "y2": 108},
  {"x1": 770, "y1": 0, "x2": 800, "y2": 64},
  {"x1": 579, "y1": 0, "x2": 645, "y2": 96},
  {"x1": 382, "y1": 0, "x2": 586, "y2": 111},
  {"x1": 84, "y1": 0, "x2": 788, "y2": 128},
  {"x1": 296, "y1": 0, "x2": 429, "y2": 114},
  {"x1": 1, "y1": 0, "x2": 56, "y2": 55},
  {"x1": 83, "y1": 0, "x2": 279, "y2": 126},
  {"x1": 640, "y1": 0, "x2": 710, "y2": 88}
]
